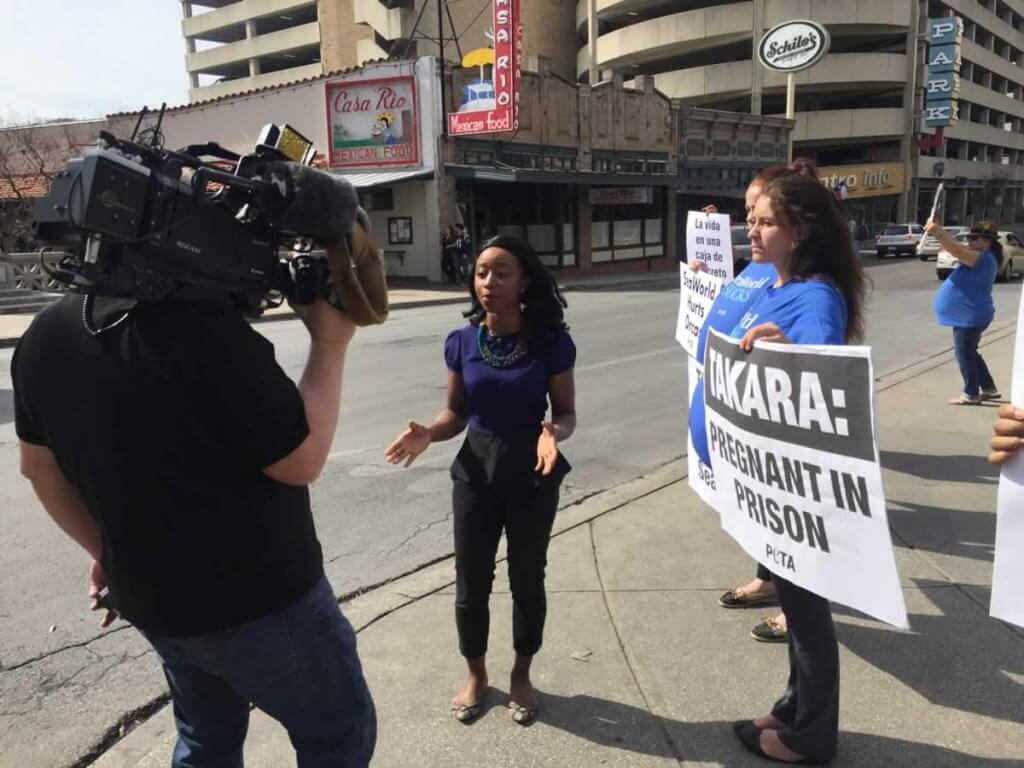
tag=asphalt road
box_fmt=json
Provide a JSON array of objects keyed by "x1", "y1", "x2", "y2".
[{"x1": 0, "y1": 253, "x2": 1021, "y2": 765}]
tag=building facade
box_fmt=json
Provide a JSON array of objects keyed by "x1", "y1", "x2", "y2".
[{"x1": 576, "y1": 0, "x2": 1024, "y2": 227}]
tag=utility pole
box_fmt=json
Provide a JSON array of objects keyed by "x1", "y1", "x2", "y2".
[{"x1": 438, "y1": 0, "x2": 447, "y2": 136}]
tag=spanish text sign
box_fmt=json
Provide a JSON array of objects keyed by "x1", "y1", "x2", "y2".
[
  {"x1": 991, "y1": 292, "x2": 1024, "y2": 629},
  {"x1": 703, "y1": 331, "x2": 907, "y2": 628},
  {"x1": 686, "y1": 212, "x2": 734, "y2": 282}
]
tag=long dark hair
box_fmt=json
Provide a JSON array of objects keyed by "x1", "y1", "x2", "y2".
[
  {"x1": 763, "y1": 175, "x2": 868, "y2": 343},
  {"x1": 464, "y1": 235, "x2": 568, "y2": 347}
]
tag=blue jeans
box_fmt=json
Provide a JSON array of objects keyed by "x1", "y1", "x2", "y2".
[
  {"x1": 142, "y1": 576, "x2": 376, "y2": 768},
  {"x1": 952, "y1": 325, "x2": 996, "y2": 397}
]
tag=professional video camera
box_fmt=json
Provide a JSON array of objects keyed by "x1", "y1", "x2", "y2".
[{"x1": 31, "y1": 106, "x2": 383, "y2": 322}]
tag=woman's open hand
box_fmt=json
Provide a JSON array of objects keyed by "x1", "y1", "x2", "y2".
[
  {"x1": 535, "y1": 422, "x2": 560, "y2": 476},
  {"x1": 384, "y1": 421, "x2": 432, "y2": 467}
]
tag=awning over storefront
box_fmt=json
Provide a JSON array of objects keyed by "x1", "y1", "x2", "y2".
[
  {"x1": 331, "y1": 168, "x2": 434, "y2": 188},
  {"x1": 445, "y1": 164, "x2": 682, "y2": 188}
]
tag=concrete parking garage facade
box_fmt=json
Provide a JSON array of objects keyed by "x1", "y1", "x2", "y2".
[{"x1": 576, "y1": 0, "x2": 1024, "y2": 227}]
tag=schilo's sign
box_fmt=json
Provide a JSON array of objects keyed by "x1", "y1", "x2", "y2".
[
  {"x1": 448, "y1": 0, "x2": 521, "y2": 136},
  {"x1": 757, "y1": 20, "x2": 830, "y2": 73}
]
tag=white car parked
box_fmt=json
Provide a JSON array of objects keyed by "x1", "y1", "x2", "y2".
[
  {"x1": 875, "y1": 223, "x2": 925, "y2": 258},
  {"x1": 936, "y1": 230, "x2": 1023, "y2": 282}
]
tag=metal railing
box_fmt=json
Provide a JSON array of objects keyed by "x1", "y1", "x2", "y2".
[{"x1": 0, "y1": 252, "x2": 67, "y2": 293}]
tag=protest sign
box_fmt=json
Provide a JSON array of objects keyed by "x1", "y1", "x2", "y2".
[
  {"x1": 685, "y1": 211, "x2": 734, "y2": 282},
  {"x1": 991, "y1": 293, "x2": 1024, "y2": 629},
  {"x1": 687, "y1": 356, "x2": 720, "y2": 506},
  {"x1": 702, "y1": 331, "x2": 907, "y2": 628},
  {"x1": 677, "y1": 268, "x2": 723, "y2": 358}
]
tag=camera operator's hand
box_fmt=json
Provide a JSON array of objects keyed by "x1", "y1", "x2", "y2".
[
  {"x1": 89, "y1": 559, "x2": 118, "y2": 628},
  {"x1": 292, "y1": 298, "x2": 357, "y2": 346}
]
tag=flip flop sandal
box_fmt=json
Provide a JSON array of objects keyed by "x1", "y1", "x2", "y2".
[
  {"x1": 948, "y1": 394, "x2": 982, "y2": 405},
  {"x1": 718, "y1": 587, "x2": 778, "y2": 609},
  {"x1": 451, "y1": 701, "x2": 482, "y2": 724},
  {"x1": 508, "y1": 701, "x2": 538, "y2": 726}
]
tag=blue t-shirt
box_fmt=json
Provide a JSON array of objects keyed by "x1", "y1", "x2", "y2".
[
  {"x1": 689, "y1": 262, "x2": 777, "y2": 466},
  {"x1": 691, "y1": 278, "x2": 848, "y2": 466},
  {"x1": 934, "y1": 250, "x2": 997, "y2": 328},
  {"x1": 445, "y1": 325, "x2": 576, "y2": 437}
]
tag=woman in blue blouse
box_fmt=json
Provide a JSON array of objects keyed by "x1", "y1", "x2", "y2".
[
  {"x1": 385, "y1": 236, "x2": 576, "y2": 727},
  {"x1": 691, "y1": 159, "x2": 820, "y2": 645},
  {"x1": 725, "y1": 175, "x2": 867, "y2": 764},
  {"x1": 927, "y1": 221, "x2": 1000, "y2": 405}
]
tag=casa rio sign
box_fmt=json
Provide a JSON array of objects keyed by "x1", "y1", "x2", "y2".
[{"x1": 757, "y1": 20, "x2": 831, "y2": 73}]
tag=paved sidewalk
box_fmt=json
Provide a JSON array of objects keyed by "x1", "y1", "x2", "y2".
[
  {"x1": 0, "y1": 269, "x2": 677, "y2": 347},
  {"x1": 93, "y1": 329, "x2": 1024, "y2": 767}
]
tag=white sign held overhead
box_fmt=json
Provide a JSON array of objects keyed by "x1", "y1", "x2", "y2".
[
  {"x1": 702, "y1": 331, "x2": 907, "y2": 628},
  {"x1": 758, "y1": 20, "x2": 831, "y2": 73},
  {"x1": 991, "y1": 291, "x2": 1024, "y2": 629},
  {"x1": 685, "y1": 211, "x2": 734, "y2": 282}
]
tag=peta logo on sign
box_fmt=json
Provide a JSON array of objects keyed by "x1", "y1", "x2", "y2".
[{"x1": 757, "y1": 20, "x2": 831, "y2": 73}]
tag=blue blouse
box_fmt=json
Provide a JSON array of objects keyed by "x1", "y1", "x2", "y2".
[
  {"x1": 691, "y1": 278, "x2": 848, "y2": 466},
  {"x1": 689, "y1": 262, "x2": 778, "y2": 466},
  {"x1": 445, "y1": 325, "x2": 576, "y2": 437},
  {"x1": 934, "y1": 250, "x2": 997, "y2": 328}
]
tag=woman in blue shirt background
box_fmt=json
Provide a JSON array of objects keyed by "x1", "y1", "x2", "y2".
[
  {"x1": 691, "y1": 159, "x2": 820, "y2": 646},
  {"x1": 729, "y1": 175, "x2": 867, "y2": 765},
  {"x1": 927, "y1": 221, "x2": 1000, "y2": 405},
  {"x1": 385, "y1": 236, "x2": 576, "y2": 727}
]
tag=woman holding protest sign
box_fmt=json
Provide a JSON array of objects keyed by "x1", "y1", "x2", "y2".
[
  {"x1": 926, "y1": 221, "x2": 1000, "y2": 405},
  {"x1": 384, "y1": 236, "x2": 575, "y2": 727},
  {"x1": 719, "y1": 174, "x2": 866, "y2": 764},
  {"x1": 689, "y1": 158, "x2": 819, "y2": 645}
]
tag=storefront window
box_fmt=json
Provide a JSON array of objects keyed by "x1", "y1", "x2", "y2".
[{"x1": 590, "y1": 189, "x2": 665, "y2": 261}]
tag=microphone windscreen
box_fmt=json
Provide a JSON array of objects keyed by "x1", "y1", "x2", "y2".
[{"x1": 268, "y1": 162, "x2": 360, "y2": 240}]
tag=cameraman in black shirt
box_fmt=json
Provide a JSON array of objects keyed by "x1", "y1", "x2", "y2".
[{"x1": 13, "y1": 295, "x2": 375, "y2": 767}]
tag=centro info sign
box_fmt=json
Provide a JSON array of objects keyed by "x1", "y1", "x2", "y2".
[{"x1": 757, "y1": 20, "x2": 831, "y2": 73}]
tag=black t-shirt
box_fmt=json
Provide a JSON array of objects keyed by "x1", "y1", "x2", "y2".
[{"x1": 12, "y1": 295, "x2": 323, "y2": 638}]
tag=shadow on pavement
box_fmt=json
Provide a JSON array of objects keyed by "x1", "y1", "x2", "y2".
[
  {"x1": 535, "y1": 692, "x2": 1020, "y2": 766},
  {"x1": 881, "y1": 450, "x2": 999, "y2": 483},
  {"x1": 0, "y1": 388, "x2": 13, "y2": 426},
  {"x1": 835, "y1": 579, "x2": 1024, "y2": 725},
  {"x1": 887, "y1": 498, "x2": 995, "y2": 562}
]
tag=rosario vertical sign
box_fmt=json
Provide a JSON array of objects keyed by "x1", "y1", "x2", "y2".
[
  {"x1": 925, "y1": 16, "x2": 963, "y2": 128},
  {"x1": 448, "y1": 0, "x2": 522, "y2": 136}
]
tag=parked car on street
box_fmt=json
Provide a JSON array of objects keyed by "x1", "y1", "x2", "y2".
[
  {"x1": 875, "y1": 223, "x2": 926, "y2": 258},
  {"x1": 936, "y1": 230, "x2": 1023, "y2": 282},
  {"x1": 731, "y1": 225, "x2": 752, "y2": 272},
  {"x1": 918, "y1": 226, "x2": 970, "y2": 261}
]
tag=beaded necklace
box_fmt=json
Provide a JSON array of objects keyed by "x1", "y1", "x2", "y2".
[{"x1": 477, "y1": 323, "x2": 528, "y2": 368}]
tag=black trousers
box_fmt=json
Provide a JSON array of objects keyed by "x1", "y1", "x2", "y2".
[
  {"x1": 452, "y1": 478, "x2": 559, "y2": 659},
  {"x1": 770, "y1": 574, "x2": 840, "y2": 761},
  {"x1": 755, "y1": 563, "x2": 773, "y2": 582}
]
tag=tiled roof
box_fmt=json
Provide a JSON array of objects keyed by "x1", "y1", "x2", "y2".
[
  {"x1": 0, "y1": 173, "x2": 49, "y2": 200},
  {"x1": 107, "y1": 58, "x2": 406, "y2": 118}
]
